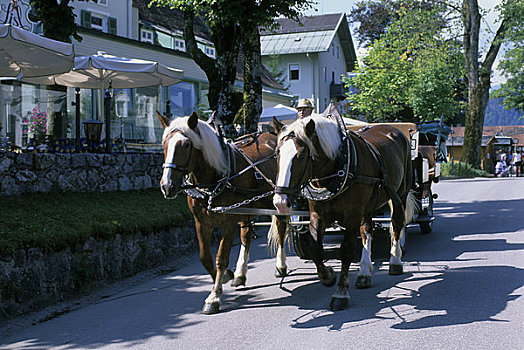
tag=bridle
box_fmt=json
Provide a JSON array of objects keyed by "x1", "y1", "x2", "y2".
[
  {"x1": 162, "y1": 130, "x2": 193, "y2": 175},
  {"x1": 274, "y1": 133, "x2": 312, "y2": 199}
]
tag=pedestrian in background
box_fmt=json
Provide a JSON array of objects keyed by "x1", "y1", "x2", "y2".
[{"x1": 513, "y1": 149, "x2": 522, "y2": 177}]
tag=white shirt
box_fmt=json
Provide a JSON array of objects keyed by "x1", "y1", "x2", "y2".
[{"x1": 513, "y1": 152, "x2": 522, "y2": 163}]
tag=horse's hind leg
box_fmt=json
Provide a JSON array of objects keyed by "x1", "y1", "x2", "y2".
[
  {"x1": 355, "y1": 221, "x2": 373, "y2": 289},
  {"x1": 388, "y1": 200, "x2": 405, "y2": 275},
  {"x1": 330, "y1": 228, "x2": 356, "y2": 310},
  {"x1": 232, "y1": 221, "x2": 253, "y2": 287},
  {"x1": 203, "y1": 221, "x2": 236, "y2": 315}
]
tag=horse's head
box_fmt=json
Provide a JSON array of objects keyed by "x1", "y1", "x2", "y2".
[
  {"x1": 273, "y1": 116, "x2": 342, "y2": 214},
  {"x1": 273, "y1": 119, "x2": 317, "y2": 214},
  {"x1": 160, "y1": 112, "x2": 199, "y2": 199}
]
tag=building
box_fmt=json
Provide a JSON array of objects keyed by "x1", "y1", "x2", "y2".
[
  {"x1": 446, "y1": 126, "x2": 524, "y2": 172},
  {"x1": 260, "y1": 13, "x2": 358, "y2": 113},
  {"x1": 0, "y1": 0, "x2": 292, "y2": 149}
]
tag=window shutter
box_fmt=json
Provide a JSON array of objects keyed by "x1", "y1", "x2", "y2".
[
  {"x1": 107, "y1": 17, "x2": 117, "y2": 35},
  {"x1": 81, "y1": 10, "x2": 91, "y2": 29}
]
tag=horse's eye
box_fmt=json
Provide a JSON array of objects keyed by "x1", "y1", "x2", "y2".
[{"x1": 183, "y1": 142, "x2": 190, "y2": 149}]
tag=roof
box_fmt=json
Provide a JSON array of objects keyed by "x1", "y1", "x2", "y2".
[
  {"x1": 235, "y1": 53, "x2": 286, "y2": 90},
  {"x1": 447, "y1": 125, "x2": 524, "y2": 147},
  {"x1": 132, "y1": 0, "x2": 210, "y2": 39},
  {"x1": 260, "y1": 13, "x2": 357, "y2": 71}
]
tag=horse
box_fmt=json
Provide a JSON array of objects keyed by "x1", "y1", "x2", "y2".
[
  {"x1": 272, "y1": 115, "x2": 417, "y2": 310},
  {"x1": 159, "y1": 112, "x2": 290, "y2": 314}
]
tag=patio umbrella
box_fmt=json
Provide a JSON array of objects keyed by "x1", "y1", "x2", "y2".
[
  {"x1": 259, "y1": 104, "x2": 298, "y2": 123},
  {"x1": 24, "y1": 52, "x2": 184, "y2": 152},
  {"x1": 0, "y1": 23, "x2": 74, "y2": 78}
]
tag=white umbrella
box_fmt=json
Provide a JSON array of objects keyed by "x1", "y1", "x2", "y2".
[
  {"x1": 23, "y1": 52, "x2": 183, "y2": 88},
  {"x1": 23, "y1": 52, "x2": 184, "y2": 152},
  {"x1": 259, "y1": 104, "x2": 298, "y2": 123},
  {"x1": 0, "y1": 23, "x2": 74, "y2": 78}
]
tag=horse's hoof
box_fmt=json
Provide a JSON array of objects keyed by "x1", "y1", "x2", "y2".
[
  {"x1": 231, "y1": 276, "x2": 246, "y2": 287},
  {"x1": 329, "y1": 296, "x2": 349, "y2": 311},
  {"x1": 389, "y1": 264, "x2": 403, "y2": 275},
  {"x1": 222, "y1": 269, "x2": 234, "y2": 283},
  {"x1": 355, "y1": 275, "x2": 371, "y2": 289},
  {"x1": 202, "y1": 301, "x2": 220, "y2": 315},
  {"x1": 320, "y1": 267, "x2": 336, "y2": 287},
  {"x1": 275, "y1": 267, "x2": 287, "y2": 278}
]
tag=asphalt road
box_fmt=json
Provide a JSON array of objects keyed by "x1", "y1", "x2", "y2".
[{"x1": 1, "y1": 177, "x2": 523, "y2": 350}]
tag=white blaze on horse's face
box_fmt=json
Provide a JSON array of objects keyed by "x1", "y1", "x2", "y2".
[
  {"x1": 160, "y1": 132, "x2": 187, "y2": 198},
  {"x1": 273, "y1": 139, "x2": 298, "y2": 214}
]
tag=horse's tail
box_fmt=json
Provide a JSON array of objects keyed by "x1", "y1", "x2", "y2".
[
  {"x1": 267, "y1": 215, "x2": 291, "y2": 256},
  {"x1": 404, "y1": 190, "x2": 419, "y2": 225}
]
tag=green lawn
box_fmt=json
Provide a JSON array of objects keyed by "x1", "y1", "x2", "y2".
[{"x1": 0, "y1": 189, "x2": 192, "y2": 258}]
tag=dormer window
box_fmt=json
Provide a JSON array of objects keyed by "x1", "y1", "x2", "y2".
[
  {"x1": 175, "y1": 38, "x2": 186, "y2": 52},
  {"x1": 141, "y1": 29, "x2": 153, "y2": 44},
  {"x1": 205, "y1": 47, "x2": 215, "y2": 58},
  {"x1": 90, "y1": 13, "x2": 104, "y2": 31}
]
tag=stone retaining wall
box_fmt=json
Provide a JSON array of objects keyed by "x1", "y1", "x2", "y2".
[
  {"x1": 0, "y1": 152, "x2": 164, "y2": 195},
  {"x1": 0, "y1": 222, "x2": 196, "y2": 322}
]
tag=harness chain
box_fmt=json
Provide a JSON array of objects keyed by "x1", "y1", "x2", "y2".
[{"x1": 176, "y1": 134, "x2": 276, "y2": 213}]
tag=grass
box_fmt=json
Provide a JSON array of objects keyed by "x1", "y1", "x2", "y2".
[
  {"x1": 440, "y1": 161, "x2": 492, "y2": 178},
  {"x1": 0, "y1": 189, "x2": 192, "y2": 258}
]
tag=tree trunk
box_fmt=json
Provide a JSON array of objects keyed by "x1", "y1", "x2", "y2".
[
  {"x1": 239, "y1": 26, "x2": 263, "y2": 134},
  {"x1": 461, "y1": 0, "x2": 506, "y2": 168},
  {"x1": 182, "y1": 9, "x2": 239, "y2": 134}
]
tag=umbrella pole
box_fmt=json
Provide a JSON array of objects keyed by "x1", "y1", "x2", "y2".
[
  {"x1": 74, "y1": 88, "x2": 81, "y2": 152},
  {"x1": 104, "y1": 88, "x2": 112, "y2": 153}
]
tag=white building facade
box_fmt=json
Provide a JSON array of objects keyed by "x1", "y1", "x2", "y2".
[{"x1": 261, "y1": 13, "x2": 357, "y2": 113}]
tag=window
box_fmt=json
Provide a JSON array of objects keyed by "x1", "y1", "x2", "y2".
[
  {"x1": 332, "y1": 43, "x2": 335, "y2": 56},
  {"x1": 323, "y1": 66, "x2": 327, "y2": 83},
  {"x1": 97, "y1": 0, "x2": 108, "y2": 5},
  {"x1": 90, "y1": 13, "x2": 104, "y2": 31},
  {"x1": 289, "y1": 64, "x2": 300, "y2": 81},
  {"x1": 141, "y1": 29, "x2": 153, "y2": 44},
  {"x1": 175, "y1": 38, "x2": 186, "y2": 52},
  {"x1": 205, "y1": 47, "x2": 215, "y2": 58},
  {"x1": 332, "y1": 71, "x2": 335, "y2": 84}
]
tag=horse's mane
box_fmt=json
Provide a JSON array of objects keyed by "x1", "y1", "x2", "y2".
[
  {"x1": 163, "y1": 116, "x2": 229, "y2": 174},
  {"x1": 278, "y1": 115, "x2": 342, "y2": 160}
]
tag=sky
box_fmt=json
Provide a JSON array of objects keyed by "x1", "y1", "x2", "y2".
[{"x1": 304, "y1": 0, "x2": 506, "y2": 85}]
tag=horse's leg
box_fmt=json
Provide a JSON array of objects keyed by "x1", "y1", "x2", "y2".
[
  {"x1": 330, "y1": 227, "x2": 356, "y2": 311},
  {"x1": 389, "y1": 200, "x2": 405, "y2": 275},
  {"x1": 274, "y1": 216, "x2": 289, "y2": 277},
  {"x1": 266, "y1": 216, "x2": 289, "y2": 278},
  {"x1": 203, "y1": 220, "x2": 237, "y2": 314},
  {"x1": 309, "y1": 212, "x2": 336, "y2": 287},
  {"x1": 355, "y1": 220, "x2": 373, "y2": 289},
  {"x1": 232, "y1": 221, "x2": 253, "y2": 287},
  {"x1": 194, "y1": 218, "x2": 217, "y2": 280}
]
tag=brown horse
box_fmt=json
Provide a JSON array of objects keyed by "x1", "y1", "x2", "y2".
[
  {"x1": 273, "y1": 116, "x2": 417, "y2": 310},
  {"x1": 160, "y1": 112, "x2": 289, "y2": 314}
]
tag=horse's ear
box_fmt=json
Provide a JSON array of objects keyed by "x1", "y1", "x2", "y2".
[
  {"x1": 188, "y1": 112, "x2": 199, "y2": 130},
  {"x1": 305, "y1": 119, "x2": 315, "y2": 137},
  {"x1": 272, "y1": 117, "x2": 284, "y2": 133},
  {"x1": 156, "y1": 111, "x2": 170, "y2": 129}
]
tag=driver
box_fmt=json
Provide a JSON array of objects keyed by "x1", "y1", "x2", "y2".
[{"x1": 296, "y1": 98, "x2": 314, "y2": 119}]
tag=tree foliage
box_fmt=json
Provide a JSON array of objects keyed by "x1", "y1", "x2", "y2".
[
  {"x1": 348, "y1": 0, "x2": 445, "y2": 48},
  {"x1": 491, "y1": 1, "x2": 524, "y2": 114},
  {"x1": 151, "y1": 0, "x2": 313, "y2": 134},
  {"x1": 346, "y1": 2, "x2": 466, "y2": 124},
  {"x1": 29, "y1": 0, "x2": 94, "y2": 42}
]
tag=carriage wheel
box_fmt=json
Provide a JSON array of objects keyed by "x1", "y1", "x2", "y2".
[
  {"x1": 292, "y1": 218, "x2": 312, "y2": 260},
  {"x1": 419, "y1": 194, "x2": 434, "y2": 234}
]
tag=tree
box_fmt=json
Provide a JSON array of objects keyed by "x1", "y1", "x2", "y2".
[
  {"x1": 460, "y1": 0, "x2": 511, "y2": 168},
  {"x1": 346, "y1": 2, "x2": 465, "y2": 124},
  {"x1": 152, "y1": 0, "x2": 313, "y2": 134},
  {"x1": 491, "y1": 2, "x2": 524, "y2": 115}
]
